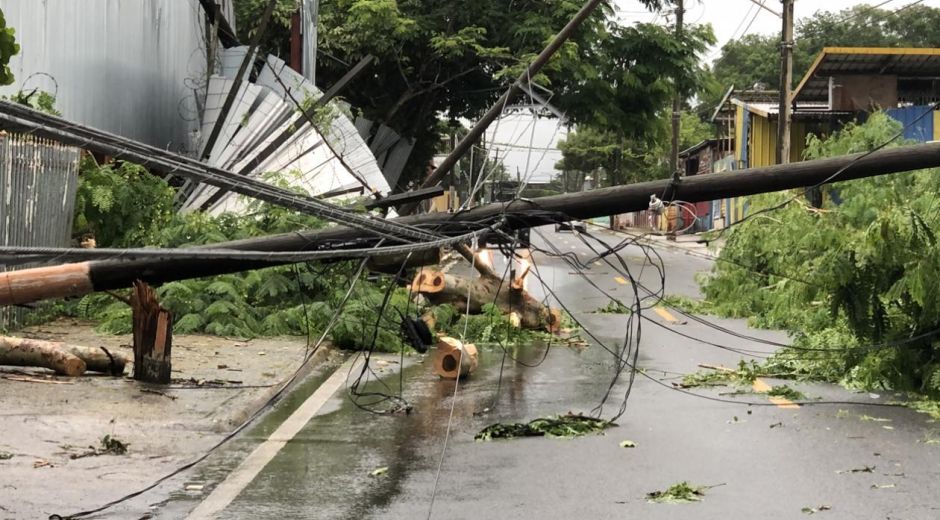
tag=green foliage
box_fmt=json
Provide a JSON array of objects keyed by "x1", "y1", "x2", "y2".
[
  {"x1": 475, "y1": 413, "x2": 611, "y2": 441},
  {"x1": 312, "y1": 0, "x2": 709, "y2": 187},
  {"x1": 6, "y1": 89, "x2": 60, "y2": 115},
  {"x1": 430, "y1": 302, "x2": 561, "y2": 346},
  {"x1": 646, "y1": 482, "x2": 706, "y2": 503},
  {"x1": 65, "y1": 161, "x2": 409, "y2": 351},
  {"x1": 700, "y1": 113, "x2": 940, "y2": 397},
  {"x1": 596, "y1": 299, "x2": 632, "y2": 314},
  {"x1": 660, "y1": 294, "x2": 710, "y2": 315},
  {"x1": 231, "y1": 0, "x2": 297, "y2": 58},
  {"x1": 0, "y1": 8, "x2": 18, "y2": 86},
  {"x1": 766, "y1": 385, "x2": 808, "y2": 401},
  {"x1": 73, "y1": 157, "x2": 177, "y2": 247},
  {"x1": 556, "y1": 110, "x2": 714, "y2": 189},
  {"x1": 680, "y1": 360, "x2": 767, "y2": 388}
]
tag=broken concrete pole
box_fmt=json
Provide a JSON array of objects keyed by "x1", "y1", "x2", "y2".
[
  {"x1": 433, "y1": 337, "x2": 478, "y2": 379},
  {"x1": 0, "y1": 336, "x2": 87, "y2": 376}
]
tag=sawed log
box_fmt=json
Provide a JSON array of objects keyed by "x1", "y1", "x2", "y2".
[{"x1": 0, "y1": 336, "x2": 130, "y2": 376}]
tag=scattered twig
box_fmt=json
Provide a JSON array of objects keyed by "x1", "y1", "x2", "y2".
[
  {"x1": 2, "y1": 375, "x2": 72, "y2": 385},
  {"x1": 140, "y1": 388, "x2": 177, "y2": 400},
  {"x1": 69, "y1": 435, "x2": 129, "y2": 459}
]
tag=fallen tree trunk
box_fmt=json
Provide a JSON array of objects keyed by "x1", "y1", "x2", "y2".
[
  {"x1": 412, "y1": 269, "x2": 561, "y2": 332},
  {"x1": 0, "y1": 336, "x2": 86, "y2": 376},
  {"x1": 0, "y1": 336, "x2": 131, "y2": 376},
  {"x1": 59, "y1": 345, "x2": 129, "y2": 375}
]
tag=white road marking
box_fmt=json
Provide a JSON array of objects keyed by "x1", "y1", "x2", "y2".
[{"x1": 186, "y1": 356, "x2": 359, "y2": 519}]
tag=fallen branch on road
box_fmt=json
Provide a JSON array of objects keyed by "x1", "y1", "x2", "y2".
[{"x1": 475, "y1": 413, "x2": 612, "y2": 441}]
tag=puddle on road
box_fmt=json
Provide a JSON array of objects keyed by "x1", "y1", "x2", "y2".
[{"x1": 160, "y1": 324, "x2": 646, "y2": 519}]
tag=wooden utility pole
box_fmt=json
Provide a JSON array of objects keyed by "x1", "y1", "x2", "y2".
[
  {"x1": 670, "y1": 0, "x2": 684, "y2": 180},
  {"x1": 5, "y1": 141, "x2": 940, "y2": 306},
  {"x1": 777, "y1": 0, "x2": 795, "y2": 165}
]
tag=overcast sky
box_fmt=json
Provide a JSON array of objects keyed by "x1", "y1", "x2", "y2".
[
  {"x1": 616, "y1": 0, "x2": 940, "y2": 61},
  {"x1": 486, "y1": 0, "x2": 940, "y2": 184}
]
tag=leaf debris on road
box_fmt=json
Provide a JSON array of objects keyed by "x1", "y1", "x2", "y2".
[
  {"x1": 801, "y1": 505, "x2": 831, "y2": 514},
  {"x1": 836, "y1": 465, "x2": 875, "y2": 474},
  {"x1": 69, "y1": 434, "x2": 129, "y2": 459},
  {"x1": 646, "y1": 481, "x2": 708, "y2": 503},
  {"x1": 475, "y1": 413, "x2": 612, "y2": 441}
]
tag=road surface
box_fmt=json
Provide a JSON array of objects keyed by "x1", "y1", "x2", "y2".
[{"x1": 161, "y1": 226, "x2": 940, "y2": 519}]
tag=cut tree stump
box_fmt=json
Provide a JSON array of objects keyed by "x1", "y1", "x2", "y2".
[{"x1": 131, "y1": 281, "x2": 173, "y2": 383}]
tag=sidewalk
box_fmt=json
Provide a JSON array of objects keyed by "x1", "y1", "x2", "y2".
[
  {"x1": 591, "y1": 224, "x2": 723, "y2": 259},
  {"x1": 0, "y1": 319, "x2": 339, "y2": 519}
]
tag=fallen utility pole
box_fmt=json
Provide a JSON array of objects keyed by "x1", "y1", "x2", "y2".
[
  {"x1": 3, "y1": 141, "x2": 940, "y2": 306},
  {"x1": 397, "y1": 0, "x2": 607, "y2": 215}
]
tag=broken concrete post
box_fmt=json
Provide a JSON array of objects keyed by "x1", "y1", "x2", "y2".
[{"x1": 131, "y1": 281, "x2": 173, "y2": 383}]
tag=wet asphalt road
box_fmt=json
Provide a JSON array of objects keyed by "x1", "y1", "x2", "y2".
[{"x1": 167, "y1": 226, "x2": 940, "y2": 520}]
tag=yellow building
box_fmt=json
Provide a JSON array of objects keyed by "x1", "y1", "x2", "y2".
[{"x1": 719, "y1": 47, "x2": 940, "y2": 223}]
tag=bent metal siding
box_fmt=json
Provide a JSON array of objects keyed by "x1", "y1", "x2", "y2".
[{"x1": 0, "y1": 133, "x2": 80, "y2": 330}]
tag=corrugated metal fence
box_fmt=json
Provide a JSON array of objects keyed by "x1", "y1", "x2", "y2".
[
  {"x1": 0, "y1": 133, "x2": 81, "y2": 330},
  {"x1": 0, "y1": 0, "x2": 208, "y2": 152}
]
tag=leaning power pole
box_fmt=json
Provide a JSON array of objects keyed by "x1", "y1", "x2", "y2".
[
  {"x1": 670, "y1": 0, "x2": 684, "y2": 180},
  {"x1": 777, "y1": 0, "x2": 795, "y2": 165}
]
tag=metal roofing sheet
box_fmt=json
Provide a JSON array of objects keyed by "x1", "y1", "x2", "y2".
[{"x1": 794, "y1": 47, "x2": 940, "y2": 103}]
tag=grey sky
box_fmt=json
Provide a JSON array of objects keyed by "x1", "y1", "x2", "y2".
[{"x1": 485, "y1": 0, "x2": 940, "y2": 184}]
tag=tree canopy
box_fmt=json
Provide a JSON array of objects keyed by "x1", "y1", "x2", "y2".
[
  {"x1": 700, "y1": 113, "x2": 940, "y2": 396},
  {"x1": 710, "y1": 3, "x2": 940, "y2": 104},
  {"x1": 0, "y1": 8, "x2": 19, "y2": 86},
  {"x1": 555, "y1": 111, "x2": 710, "y2": 190},
  {"x1": 232, "y1": 0, "x2": 712, "y2": 187}
]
